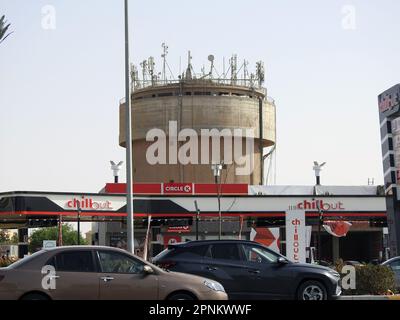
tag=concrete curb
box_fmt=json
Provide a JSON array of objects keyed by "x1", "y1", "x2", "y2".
[{"x1": 339, "y1": 295, "x2": 400, "y2": 300}]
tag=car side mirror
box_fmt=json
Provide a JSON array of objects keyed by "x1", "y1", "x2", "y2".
[
  {"x1": 143, "y1": 265, "x2": 154, "y2": 275},
  {"x1": 277, "y1": 257, "x2": 289, "y2": 265}
]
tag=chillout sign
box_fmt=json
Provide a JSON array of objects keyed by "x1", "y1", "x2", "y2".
[
  {"x1": 289, "y1": 199, "x2": 345, "y2": 211},
  {"x1": 66, "y1": 196, "x2": 113, "y2": 210},
  {"x1": 285, "y1": 210, "x2": 306, "y2": 263}
]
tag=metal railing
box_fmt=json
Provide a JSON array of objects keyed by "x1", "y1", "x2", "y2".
[{"x1": 131, "y1": 78, "x2": 265, "y2": 91}]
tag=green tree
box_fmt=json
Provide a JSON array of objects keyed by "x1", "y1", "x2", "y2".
[
  {"x1": 0, "y1": 230, "x2": 18, "y2": 244},
  {"x1": 29, "y1": 224, "x2": 87, "y2": 253},
  {"x1": 0, "y1": 15, "x2": 12, "y2": 44},
  {"x1": 10, "y1": 233, "x2": 18, "y2": 244},
  {"x1": 0, "y1": 229, "x2": 10, "y2": 243}
]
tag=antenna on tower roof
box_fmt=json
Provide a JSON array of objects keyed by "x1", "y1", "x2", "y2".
[
  {"x1": 148, "y1": 56, "x2": 155, "y2": 86},
  {"x1": 185, "y1": 50, "x2": 193, "y2": 80},
  {"x1": 130, "y1": 63, "x2": 139, "y2": 90},
  {"x1": 230, "y1": 54, "x2": 237, "y2": 85},
  {"x1": 243, "y1": 59, "x2": 249, "y2": 82},
  {"x1": 161, "y1": 42, "x2": 168, "y2": 83},
  {"x1": 208, "y1": 54, "x2": 215, "y2": 79},
  {"x1": 256, "y1": 61, "x2": 265, "y2": 87},
  {"x1": 140, "y1": 59, "x2": 148, "y2": 87}
]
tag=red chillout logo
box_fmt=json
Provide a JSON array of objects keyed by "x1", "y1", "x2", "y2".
[
  {"x1": 66, "y1": 196, "x2": 113, "y2": 210},
  {"x1": 291, "y1": 218, "x2": 301, "y2": 262},
  {"x1": 289, "y1": 199, "x2": 345, "y2": 211}
]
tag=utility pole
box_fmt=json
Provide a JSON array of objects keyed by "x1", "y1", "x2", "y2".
[
  {"x1": 58, "y1": 214, "x2": 63, "y2": 246},
  {"x1": 212, "y1": 163, "x2": 223, "y2": 240},
  {"x1": 76, "y1": 202, "x2": 81, "y2": 245},
  {"x1": 124, "y1": 0, "x2": 134, "y2": 253},
  {"x1": 313, "y1": 161, "x2": 326, "y2": 263},
  {"x1": 194, "y1": 200, "x2": 200, "y2": 240},
  {"x1": 316, "y1": 200, "x2": 323, "y2": 263}
]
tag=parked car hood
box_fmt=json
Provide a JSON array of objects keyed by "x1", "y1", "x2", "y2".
[
  {"x1": 285, "y1": 262, "x2": 335, "y2": 272},
  {"x1": 168, "y1": 270, "x2": 219, "y2": 283}
]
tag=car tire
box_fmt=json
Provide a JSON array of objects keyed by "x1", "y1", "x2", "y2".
[
  {"x1": 297, "y1": 280, "x2": 327, "y2": 301},
  {"x1": 168, "y1": 293, "x2": 195, "y2": 300},
  {"x1": 20, "y1": 293, "x2": 50, "y2": 301}
]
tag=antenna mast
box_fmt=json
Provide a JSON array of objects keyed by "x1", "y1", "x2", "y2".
[
  {"x1": 148, "y1": 56, "x2": 155, "y2": 86},
  {"x1": 161, "y1": 42, "x2": 168, "y2": 84},
  {"x1": 130, "y1": 63, "x2": 139, "y2": 90},
  {"x1": 140, "y1": 60, "x2": 147, "y2": 87},
  {"x1": 256, "y1": 61, "x2": 265, "y2": 88},
  {"x1": 185, "y1": 50, "x2": 193, "y2": 80},
  {"x1": 230, "y1": 54, "x2": 237, "y2": 85},
  {"x1": 243, "y1": 59, "x2": 249, "y2": 83}
]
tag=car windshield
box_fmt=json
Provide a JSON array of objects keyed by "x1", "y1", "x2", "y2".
[
  {"x1": 241, "y1": 244, "x2": 279, "y2": 263},
  {"x1": 152, "y1": 248, "x2": 173, "y2": 262}
]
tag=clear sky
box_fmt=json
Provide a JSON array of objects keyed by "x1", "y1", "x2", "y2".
[{"x1": 1, "y1": 0, "x2": 400, "y2": 194}]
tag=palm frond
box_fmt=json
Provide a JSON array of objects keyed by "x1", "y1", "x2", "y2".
[{"x1": 0, "y1": 15, "x2": 12, "y2": 44}]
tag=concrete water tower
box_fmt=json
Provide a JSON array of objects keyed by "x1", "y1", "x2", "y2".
[{"x1": 119, "y1": 48, "x2": 276, "y2": 184}]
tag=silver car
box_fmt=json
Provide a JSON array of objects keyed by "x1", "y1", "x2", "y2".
[
  {"x1": 382, "y1": 256, "x2": 400, "y2": 290},
  {"x1": 0, "y1": 246, "x2": 228, "y2": 300}
]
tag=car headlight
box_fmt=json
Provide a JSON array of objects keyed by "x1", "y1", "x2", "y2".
[{"x1": 203, "y1": 280, "x2": 225, "y2": 292}]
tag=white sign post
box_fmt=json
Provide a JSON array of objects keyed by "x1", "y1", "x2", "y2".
[
  {"x1": 43, "y1": 240, "x2": 57, "y2": 249},
  {"x1": 285, "y1": 210, "x2": 306, "y2": 263}
]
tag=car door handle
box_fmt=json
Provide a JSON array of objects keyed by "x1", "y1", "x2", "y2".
[
  {"x1": 248, "y1": 269, "x2": 260, "y2": 274},
  {"x1": 100, "y1": 276, "x2": 114, "y2": 282},
  {"x1": 206, "y1": 266, "x2": 218, "y2": 271}
]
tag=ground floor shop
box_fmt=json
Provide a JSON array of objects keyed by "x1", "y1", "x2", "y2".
[
  {"x1": 0, "y1": 183, "x2": 387, "y2": 262},
  {"x1": 92, "y1": 183, "x2": 387, "y2": 262}
]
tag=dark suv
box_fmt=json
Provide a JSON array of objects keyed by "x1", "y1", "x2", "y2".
[{"x1": 152, "y1": 240, "x2": 341, "y2": 300}]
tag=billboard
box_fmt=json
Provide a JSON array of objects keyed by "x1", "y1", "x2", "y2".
[
  {"x1": 379, "y1": 84, "x2": 400, "y2": 257},
  {"x1": 391, "y1": 117, "x2": 400, "y2": 194},
  {"x1": 378, "y1": 84, "x2": 400, "y2": 117}
]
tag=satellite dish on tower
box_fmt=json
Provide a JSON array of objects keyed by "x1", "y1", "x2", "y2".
[{"x1": 207, "y1": 55, "x2": 215, "y2": 79}]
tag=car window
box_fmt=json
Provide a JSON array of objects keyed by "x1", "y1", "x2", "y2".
[
  {"x1": 209, "y1": 244, "x2": 240, "y2": 261},
  {"x1": 152, "y1": 248, "x2": 173, "y2": 261},
  {"x1": 54, "y1": 251, "x2": 95, "y2": 272},
  {"x1": 7, "y1": 250, "x2": 45, "y2": 269},
  {"x1": 98, "y1": 251, "x2": 144, "y2": 274},
  {"x1": 241, "y1": 244, "x2": 279, "y2": 264},
  {"x1": 174, "y1": 245, "x2": 209, "y2": 259},
  {"x1": 389, "y1": 260, "x2": 400, "y2": 271},
  {"x1": 46, "y1": 256, "x2": 56, "y2": 267}
]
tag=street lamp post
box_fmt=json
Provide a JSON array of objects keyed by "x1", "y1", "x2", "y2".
[
  {"x1": 76, "y1": 202, "x2": 81, "y2": 245},
  {"x1": 313, "y1": 161, "x2": 326, "y2": 263},
  {"x1": 211, "y1": 163, "x2": 223, "y2": 240},
  {"x1": 315, "y1": 200, "x2": 324, "y2": 263},
  {"x1": 124, "y1": 0, "x2": 134, "y2": 253},
  {"x1": 194, "y1": 200, "x2": 200, "y2": 240},
  {"x1": 58, "y1": 214, "x2": 63, "y2": 246}
]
